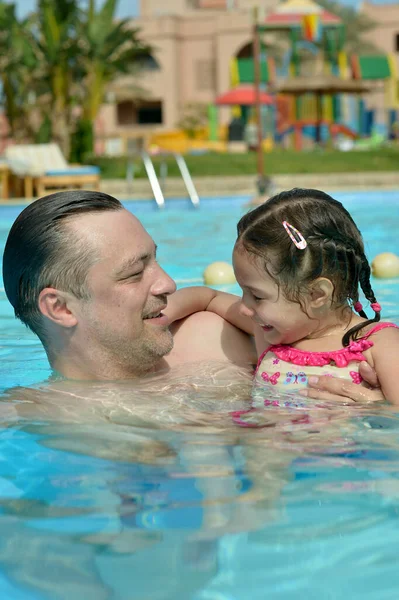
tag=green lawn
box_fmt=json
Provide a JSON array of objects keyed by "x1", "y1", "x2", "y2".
[{"x1": 87, "y1": 147, "x2": 399, "y2": 179}]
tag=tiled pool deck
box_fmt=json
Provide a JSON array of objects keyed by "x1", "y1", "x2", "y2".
[{"x1": 2, "y1": 171, "x2": 399, "y2": 205}]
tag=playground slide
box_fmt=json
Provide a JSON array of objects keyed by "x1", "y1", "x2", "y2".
[
  {"x1": 277, "y1": 124, "x2": 295, "y2": 140},
  {"x1": 330, "y1": 124, "x2": 358, "y2": 139},
  {"x1": 277, "y1": 122, "x2": 331, "y2": 142},
  {"x1": 278, "y1": 121, "x2": 358, "y2": 143}
]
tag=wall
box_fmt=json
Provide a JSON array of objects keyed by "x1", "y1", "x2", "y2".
[
  {"x1": 140, "y1": 0, "x2": 189, "y2": 16},
  {"x1": 359, "y1": 2, "x2": 399, "y2": 130}
]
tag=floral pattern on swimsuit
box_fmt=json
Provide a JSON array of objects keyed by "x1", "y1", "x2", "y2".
[{"x1": 252, "y1": 323, "x2": 399, "y2": 409}]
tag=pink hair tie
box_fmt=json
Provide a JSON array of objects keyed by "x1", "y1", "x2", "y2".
[
  {"x1": 354, "y1": 301, "x2": 363, "y2": 312},
  {"x1": 371, "y1": 302, "x2": 381, "y2": 313}
]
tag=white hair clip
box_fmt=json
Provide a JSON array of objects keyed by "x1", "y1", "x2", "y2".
[{"x1": 282, "y1": 221, "x2": 307, "y2": 250}]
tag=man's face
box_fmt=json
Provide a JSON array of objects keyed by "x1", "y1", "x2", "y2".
[{"x1": 68, "y1": 209, "x2": 177, "y2": 375}]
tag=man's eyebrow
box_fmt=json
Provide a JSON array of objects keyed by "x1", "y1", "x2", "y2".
[{"x1": 114, "y1": 245, "x2": 157, "y2": 277}]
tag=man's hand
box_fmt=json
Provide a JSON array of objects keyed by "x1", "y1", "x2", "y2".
[{"x1": 299, "y1": 361, "x2": 384, "y2": 404}]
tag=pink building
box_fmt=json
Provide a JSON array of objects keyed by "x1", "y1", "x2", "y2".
[
  {"x1": 97, "y1": 0, "x2": 399, "y2": 152},
  {"x1": 358, "y1": 2, "x2": 399, "y2": 127},
  {"x1": 361, "y1": 1, "x2": 399, "y2": 55},
  {"x1": 98, "y1": 0, "x2": 276, "y2": 152}
]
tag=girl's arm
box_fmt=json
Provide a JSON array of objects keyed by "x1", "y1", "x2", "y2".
[
  {"x1": 370, "y1": 328, "x2": 399, "y2": 405},
  {"x1": 165, "y1": 286, "x2": 254, "y2": 335},
  {"x1": 165, "y1": 286, "x2": 216, "y2": 323}
]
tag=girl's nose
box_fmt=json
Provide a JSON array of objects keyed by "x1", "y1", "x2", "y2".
[{"x1": 239, "y1": 301, "x2": 255, "y2": 318}]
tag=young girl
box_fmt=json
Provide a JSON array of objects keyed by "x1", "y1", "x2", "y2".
[{"x1": 165, "y1": 188, "x2": 399, "y2": 406}]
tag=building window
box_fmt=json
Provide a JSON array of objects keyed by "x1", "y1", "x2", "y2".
[
  {"x1": 195, "y1": 59, "x2": 215, "y2": 91},
  {"x1": 117, "y1": 101, "x2": 135, "y2": 126},
  {"x1": 117, "y1": 100, "x2": 163, "y2": 126},
  {"x1": 137, "y1": 102, "x2": 163, "y2": 125},
  {"x1": 236, "y1": 42, "x2": 253, "y2": 59},
  {"x1": 395, "y1": 33, "x2": 399, "y2": 53}
]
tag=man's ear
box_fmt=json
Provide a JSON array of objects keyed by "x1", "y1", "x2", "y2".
[
  {"x1": 309, "y1": 278, "x2": 334, "y2": 309},
  {"x1": 38, "y1": 288, "x2": 78, "y2": 328}
]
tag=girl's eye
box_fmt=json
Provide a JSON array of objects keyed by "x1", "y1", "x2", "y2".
[{"x1": 252, "y1": 294, "x2": 263, "y2": 302}]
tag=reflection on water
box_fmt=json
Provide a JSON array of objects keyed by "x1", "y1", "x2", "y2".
[{"x1": 0, "y1": 362, "x2": 399, "y2": 599}]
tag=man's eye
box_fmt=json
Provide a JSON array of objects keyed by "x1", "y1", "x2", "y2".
[{"x1": 122, "y1": 271, "x2": 143, "y2": 280}]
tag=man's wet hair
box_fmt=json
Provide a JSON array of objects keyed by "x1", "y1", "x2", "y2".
[{"x1": 3, "y1": 190, "x2": 123, "y2": 344}]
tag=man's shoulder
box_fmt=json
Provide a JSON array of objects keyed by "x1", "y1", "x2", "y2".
[{"x1": 168, "y1": 311, "x2": 256, "y2": 367}]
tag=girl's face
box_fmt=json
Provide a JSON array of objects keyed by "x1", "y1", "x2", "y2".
[{"x1": 233, "y1": 248, "x2": 316, "y2": 346}]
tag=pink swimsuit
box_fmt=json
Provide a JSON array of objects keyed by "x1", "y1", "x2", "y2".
[{"x1": 231, "y1": 323, "x2": 398, "y2": 424}]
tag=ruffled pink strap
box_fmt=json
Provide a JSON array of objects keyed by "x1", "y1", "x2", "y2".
[
  {"x1": 360, "y1": 322, "x2": 399, "y2": 339},
  {"x1": 255, "y1": 322, "x2": 399, "y2": 372},
  {"x1": 267, "y1": 340, "x2": 374, "y2": 368}
]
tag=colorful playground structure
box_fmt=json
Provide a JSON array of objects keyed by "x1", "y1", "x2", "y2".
[
  {"x1": 223, "y1": 0, "x2": 399, "y2": 151},
  {"x1": 151, "y1": 0, "x2": 399, "y2": 154}
]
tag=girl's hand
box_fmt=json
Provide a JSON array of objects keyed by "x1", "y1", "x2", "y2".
[{"x1": 299, "y1": 362, "x2": 384, "y2": 404}]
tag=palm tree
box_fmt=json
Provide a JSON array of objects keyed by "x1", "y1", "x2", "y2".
[
  {"x1": 32, "y1": 0, "x2": 80, "y2": 157},
  {"x1": 317, "y1": 0, "x2": 378, "y2": 55},
  {"x1": 74, "y1": 0, "x2": 151, "y2": 158},
  {"x1": 0, "y1": 3, "x2": 39, "y2": 141},
  {"x1": 0, "y1": 0, "x2": 150, "y2": 158}
]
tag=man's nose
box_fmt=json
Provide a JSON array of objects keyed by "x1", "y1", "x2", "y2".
[{"x1": 151, "y1": 265, "x2": 177, "y2": 296}]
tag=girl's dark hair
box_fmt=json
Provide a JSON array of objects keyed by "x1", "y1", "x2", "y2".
[
  {"x1": 2, "y1": 190, "x2": 123, "y2": 344},
  {"x1": 236, "y1": 188, "x2": 380, "y2": 346}
]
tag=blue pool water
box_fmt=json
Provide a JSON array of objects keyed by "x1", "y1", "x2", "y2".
[{"x1": 0, "y1": 191, "x2": 398, "y2": 599}]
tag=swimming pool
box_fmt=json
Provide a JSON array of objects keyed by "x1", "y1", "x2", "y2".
[{"x1": 0, "y1": 190, "x2": 399, "y2": 599}]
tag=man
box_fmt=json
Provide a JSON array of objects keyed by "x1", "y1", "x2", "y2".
[{"x1": 2, "y1": 190, "x2": 382, "y2": 408}]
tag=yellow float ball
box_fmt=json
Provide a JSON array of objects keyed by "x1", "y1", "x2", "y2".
[
  {"x1": 371, "y1": 252, "x2": 399, "y2": 279},
  {"x1": 203, "y1": 261, "x2": 236, "y2": 285}
]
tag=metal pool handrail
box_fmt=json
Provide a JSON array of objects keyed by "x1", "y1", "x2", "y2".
[
  {"x1": 174, "y1": 153, "x2": 200, "y2": 207},
  {"x1": 141, "y1": 151, "x2": 165, "y2": 208},
  {"x1": 139, "y1": 151, "x2": 200, "y2": 208}
]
